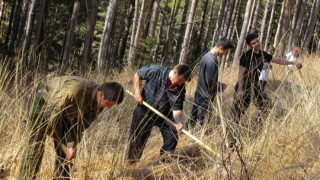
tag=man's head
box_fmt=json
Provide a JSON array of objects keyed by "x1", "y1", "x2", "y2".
[
  {"x1": 246, "y1": 33, "x2": 260, "y2": 51},
  {"x1": 213, "y1": 38, "x2": 233, "y2": 56},
  {"x1": 96, "y1": 82, "x2": 124, "y2": 108},
  {"x1": 266, "y1": 47, "x2": 275, "y2": 56},
  {"x1": 169, "y1": 63, "x2": 192, "y2": 86}
]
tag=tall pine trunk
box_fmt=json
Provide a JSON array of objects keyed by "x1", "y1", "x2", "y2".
[
  {"x1": 80, "y1": 0, "x2": 99, "y2": 75},
  {"x1": 233, "y1": 0, "x2": 254, "y2": 66},
  {"x1": 179, "y1": 0, "x2": 198, "y2": 64},
  {"x1": 97, "y1": 0, "x2": 119, "y2": 73},
  {"x1": 260, "y1": 0, "x2": 271, "y2": 47},
  {"x1": 59, "y1": 1, "x2": 80, "y2": 75},
  {"x1": 22, "y1": 0, "x2": 35, "y2": 66},
  {"x1": 9, "y1": 0, "x2": 22, "y2": 52},
  {"x1": 175, "y1": 0, "x2": 189, "y2": 63},
  {"x1": 127, "y1": 0, "x2": 147, "y2": 68},
  {"x1": 264, "y1": 0, "x2": 276, "y2": 50},
  {"x1": 273, "y1": 1, "x2": 285, "y2": 48},
  {"x1": 250, "y1": 0, "x2": 262, "y2": 33},
  {"x1": 291, "y1": 0, "x2": 307, "y2": 48},
  {"x1": 148, "y1": 0, "x2": 161, "y2": 37},
  {"x1": 278, "y1": 0, "x2": 293, "y2": 57},
  {"x1": 202, "y1": 0, "x2": 215, "y2": 52},
  {"x1": 16, "y1": 0, "x2": 30, "y2": 49},
  {"x1": 302, "y1": 0, "x2": 320, "y2": 50}
]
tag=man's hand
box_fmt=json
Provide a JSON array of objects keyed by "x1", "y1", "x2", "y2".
[
  {"x1": 295, "y1": 62, "x2": 302, "y2": 69},
  {"x1": 66, "y1": 147, "x2": 76, "y2": 160},
  {"x1": 175, "y1": 122, "x2": 183, "y2": 132},
  {"x1": 237, "y1": 89, "x2": 244, "y2": 99},
  {"x1": 134, "y1": 92, "x2": 143, "y2": 105}
]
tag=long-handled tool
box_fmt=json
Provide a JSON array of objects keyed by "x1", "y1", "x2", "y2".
[{"x1": 126, "y1": 90, "x2": 217, "y2": 155}]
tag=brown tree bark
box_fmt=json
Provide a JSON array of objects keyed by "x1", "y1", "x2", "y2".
[
  {"x1": 162, "y1": 0, "x2": 181, "y2": 64},
  {"x1": 29, "y1": 0, "x2": 50, "y2": 70},
  {"x1": 97, "y1": 0, "x2": 119, "y2": 73},
  {"x1": 22, "y1": 0, "x2": 36, "y2": 65},
  {"x1": 302, "y1": 0, "x2": 320, "y2": 50},
  {"x1": 212, "y1": 0, "x2": 227, "y2": 43},
  {"x1": 80, "y1": 0, "x2": 99, "y2": 75},
  {"x1": 179, "y1": 0, "x2": 198, "y2": 64},
  {"x1": 148, "y1": 0, "x2": 161, "y2": 37},
  {"x1": 16, "y1": 0, "x2": 30, "y2": 49},
  {"x1": 9, "y1": 0, "x2": 22, "y2": 51},
  {"x1": 273, "y1": 1, "x2": 285, "y2": 48},
  {"x1": 264, "y1": 0, "x2": 276, "y2": 50},
  {"x1": 223, "y1": 0, "x2": 235, "y2": 38},
  {"x1": 250, "y1": 0, "x2": 262, "y2": 33},
  {"x1": 119, "y1": 0, "x2": 134, "y2": 68},
  {"x1": 59, "y1": 1, "x2": 80, "y2": 75},
  {"x1": 175, "y1": 0, "x2": 189, "y2": 63},
  {"x1": 291, "y1": 0, "x2": 307, "y2": 48},
  {"x1": 127, "y1": 0, "x2": 147, "y2": 68},
  {"x1": 233, "y1": 0, "x2": 254, "y2": 66},
  {"x1": 202, "y1": 0, "x2": 215, "y2": 52},
  {"x1": 260, "y1": 0, "x2": 271, "y2": 47},
  {"x1": 278, "y1": 0, "x2": 293, "y2": 57}
]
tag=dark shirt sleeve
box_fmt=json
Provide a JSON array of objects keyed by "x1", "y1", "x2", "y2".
[
  {"x1": 137, "y1": 65, "x2": 156, "y2": 80},
  {"x1": 239, "y1": 53, "x2": 248, "y2": 68},
  {"x1": 263, "y1": 51, "x2": 273, "y2": 63}
]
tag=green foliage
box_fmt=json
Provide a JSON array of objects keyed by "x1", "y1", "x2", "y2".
[{"x1": 135, "y1": 37, "x2": 157, "y2": 68}]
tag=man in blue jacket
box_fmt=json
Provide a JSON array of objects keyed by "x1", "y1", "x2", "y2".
[{"x1": 126, "y1": 63, "x2": 192, "y2": 164}]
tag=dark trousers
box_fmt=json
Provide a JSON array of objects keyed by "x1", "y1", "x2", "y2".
[
  {"x1": 126, "y1": 105, "x2": 178, "y2": 163},
  {"x1": 259, "y1": 80, "x2": 267, "y2": 92},
  {"x1": 18, "y1": 92, "x2": 81, "y2": 179},
  {"x1": 231, "y1": 84, "x2": 272, "y2": 123},
  {"x1": 189, "y1": 91, "x2": 215, "y2": 126}
]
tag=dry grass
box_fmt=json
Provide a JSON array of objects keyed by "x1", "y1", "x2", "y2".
[{"x1": 1, "y1": 54, "x2": 320, "y2": 179}]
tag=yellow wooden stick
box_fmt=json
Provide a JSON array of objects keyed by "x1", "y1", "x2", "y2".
[{"x1": 125, "y1": 90, "x2": 217, "y2": 155}]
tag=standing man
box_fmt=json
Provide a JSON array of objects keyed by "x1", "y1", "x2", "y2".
[
  {"x1": 188, "y1": 38, "x2": 233, "y2": 129},
  {"x1": 19, "y1": 76, "x2": 124, "y2": 179},
  {"x1": 126, "y1": 64, "x2": 192, "y2": 164},
  {"x1": 230, "y1": 34, "x2": 302, "y2": 148}
]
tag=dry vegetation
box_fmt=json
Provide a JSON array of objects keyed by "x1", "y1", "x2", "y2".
[{"x1": 1, "y1": 54, "x2": 320, "y2": 179}]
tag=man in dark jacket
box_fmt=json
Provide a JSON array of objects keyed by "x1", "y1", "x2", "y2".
[
  {"x1": 18, "y1": 76, "x2": 124, "y2": 179},
  {"x1": 126, "y1": 64, "x2": 192, "y2": 164},
  {"x1": 188, "y1": 38, "x2": 233, "y2": 128}
]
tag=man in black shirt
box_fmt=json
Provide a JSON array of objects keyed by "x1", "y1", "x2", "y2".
[
  {"x1": 230, "y1": 34, "x2": 302, "y2": 147},
  {"x1": 126, "y1": 64, "x2": 192, "y2": 164},
  {"x1": 188, "y1": 38, "x2": 233, "y2": 128}
]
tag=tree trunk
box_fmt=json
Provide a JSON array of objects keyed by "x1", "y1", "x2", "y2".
[
  {"x1": 291, "y1": 0, "x2": 307, "y2": 48},
  {"x1": 97, "y1": 0, "x2": 119, "y2": 73},
  {"x1": 22, "y1": 0, "x2": 36, "y2": 66},
  {"x1": 250, "y1": 0, "x2": 262, "y2": 33},
  {"x1": 29, "y1": 0, "x2": 50, "y2": 70},
  {"x1": 5, "y1": 0, "x2": 16, "y2": 52},
  {"x1": 16, "y1": 0, "x2": 31, "y2": 49},
  {"x1": 0, "y1": 1, "x2": 4, "y2": 28},
  {"x1": 148, "y1": 0, "x2": 161, "y2": 37},
  {"x1": 264, "y1": 0, "x2": 276, "y2": 50},
  {"x1": 127, "y1": 0, "x2": 147, "y2": 68},
  {"x1": 278, "y1": 0, "x2": 293, "y2": 57},
  {"x1": 212, "y1": 0, "x2": 227, "y2": 44},
  {"x1": 80, "y1": 0, "x2": 99, "y2": 75},
  {"x1": 175, "y1": 0, "x2": 189, "y2": 63},
  {"x1": 119, "y1": 1, "x2": 134, "y2": 69},
  {"x1": 202, "y1": 0, "x2": 215, "y2": 52},
  {"x1": 191, "y1": 0, "x2": 208, "y2": 60},
  {"x1": 302, "y1": 0, "x2": 320, "y2": 50},
  {"x1": 141, "y1": 0, "x2": 154, "y2": 38},
  {"x1": 9, "y1": 0, "x2": 23, "y2": 52},
  {"x1": 59, "y1": 1, "x2": 80, "y2": 75},
  {"x1": 287, "y1": 0, "x2": 301, "y2": 50},
  {"x1": 222, "y1": 0, "x2": 235, "y2": 37},
  {"x1": 273, "y1": 1, "x2": 285, "y2": 48},
  {"x1": 228, "y1": 0, "x2": 241, "y2": 40},
  {"x1": 162, "y1": 0, "x2": 181, "y2": 64},
  {"x1": 233, "y1": 0, "x2": 254, "y2": 66},
  {"x1": 260, "y1": 0, "x2": 271, "y2": 47},
  {"x1": 179, "y1": 0, "x2": 198, "y2": 64}
]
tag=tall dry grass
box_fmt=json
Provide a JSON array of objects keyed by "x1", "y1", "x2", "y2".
[{"x1": 0, "y1": 54, "x2": 320, "y2": 179}]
